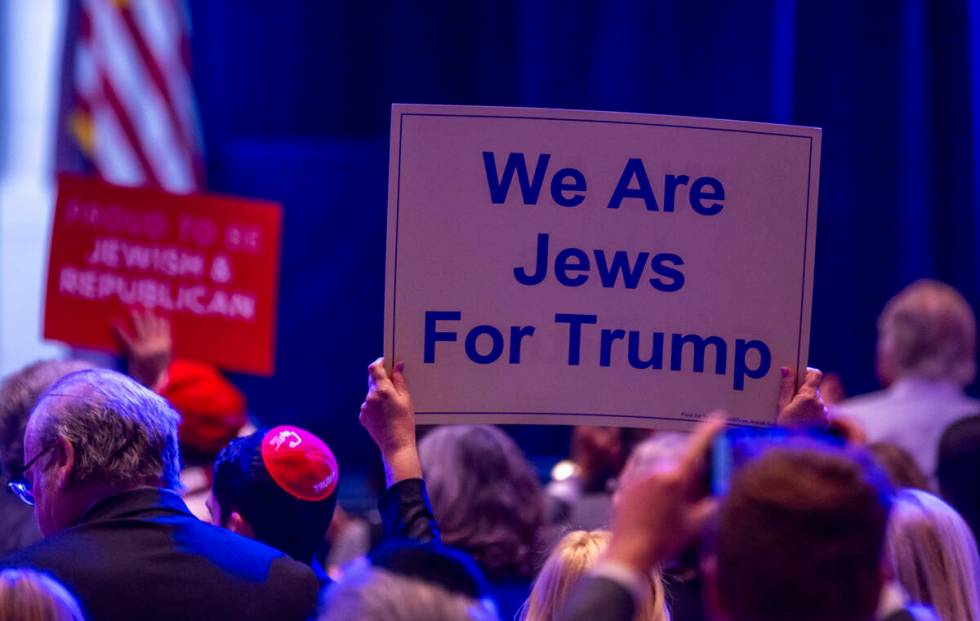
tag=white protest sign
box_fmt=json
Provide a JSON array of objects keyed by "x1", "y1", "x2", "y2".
[{"x1": 384, "y1": 104, "x2": 820, "y2": 429}]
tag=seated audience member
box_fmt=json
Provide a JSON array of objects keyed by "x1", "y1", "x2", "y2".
[
  {"x1": 937, "y1": 415, "x2": 980, "y2": 541},
  {"x1": 0, "y1": 360, "x2": 91, "y2": 557},
  {"x1": 0, "y1": 568, "x2": 85, "y2": 621},
  {"x1": 886, "y1": 489, "x2": 980, "y2": 621},
  {"x1": 0, "y1": 369, "x2": 319, "y2": 621},
  {"x1": 320, "y1": 541, "x2": 498, "y2": 621},
  {"x1": 839, "y1": 280, "x2": 979, "y2": 475},
  {"x1": 208, "y1": 425, "x2": 339, "y2": 577},
  {"x1": 521, "y1": 530, "x2": 667, "y2": 621},
  {"x1": 557, "y1": 421, "x2": 900, "y2": 621},
  {"x1": 869, "y1": 442, "x2": 932, "y2": 491}
]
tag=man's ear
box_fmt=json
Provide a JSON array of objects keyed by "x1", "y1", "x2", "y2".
[
  {"x1": 227, "y1": 511, "x2": 254, "y2": 538},
  {"x1": 701, "y1": 554, "x2": 729, "y2": 621},
  {"x1": 51, "y1": 436, "x2": 75, "y2": 489}
]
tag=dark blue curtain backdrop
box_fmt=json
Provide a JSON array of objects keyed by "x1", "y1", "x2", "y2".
[{"x1": 187, "y1": 0, "x2": 980, "y2": 477}]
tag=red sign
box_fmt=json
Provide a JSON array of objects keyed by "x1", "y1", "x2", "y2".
[{"x1": 44, "y1": 175, "x2": 282, "y2": 375}]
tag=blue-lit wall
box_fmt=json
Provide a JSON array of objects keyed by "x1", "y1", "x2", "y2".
[{"x1": 187, "y1": 0, "x2": 980, "y2": 474}]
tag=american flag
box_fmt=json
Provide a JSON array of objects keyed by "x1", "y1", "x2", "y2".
[{"x1": 62, "y1": 0, "x2": 204, "y2": 193}]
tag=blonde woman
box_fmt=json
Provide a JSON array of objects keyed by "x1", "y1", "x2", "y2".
[
  {"x1": 521, "y1": 530, "x2": 668, "y2": 621},
  {"x1": 0, "y1": 569, "x2": 85, "y2": 621},
  {"x1": 887, "y1": 489, "x2": 980, "y2": 621}
]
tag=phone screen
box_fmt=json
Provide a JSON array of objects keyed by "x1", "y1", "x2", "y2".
[
  {"x1": 710, "y1": 427, "x2": 803, "y2": 495},
  {"x1": 709, "y1": 426, "x2": 848, "y2": 495}
]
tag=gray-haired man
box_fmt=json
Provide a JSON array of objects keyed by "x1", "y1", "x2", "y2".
[
  {"x1": 0, "y1": 359, "x2": 92, "y2": 556},
  {"x1": 1, "y1": 369, "x2": 318, "y2": 621}
]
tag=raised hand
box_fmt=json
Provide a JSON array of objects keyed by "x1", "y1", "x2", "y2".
[
  {"x1": 776, "y1": 366, "x2": 828, "y2": 428},
  {"x1": 359, "y1": 358, "x2": 421, "y2": 487},
  {"x1": 114, "y1": 309, "x2": 173, "y2": 390},
  {"x1": 604, "y1": 416, "x2": 725, "y2": 573}
]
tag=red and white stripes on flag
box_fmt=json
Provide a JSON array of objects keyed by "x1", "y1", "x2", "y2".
[{"x1": 67, "y1": 0, "x2": 204, "y2": 193}]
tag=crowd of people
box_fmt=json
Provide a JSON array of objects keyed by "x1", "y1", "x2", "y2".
[{"x1": 0, "y1": 278, "x2": 978, "y2": 621}]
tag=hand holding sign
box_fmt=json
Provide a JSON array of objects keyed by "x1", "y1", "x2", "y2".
[
  {"x1": 771, "y1": 366, "x2": 875, "y2": 446},
  {"x1": 360, "y1": 358, "x2": 422, "y2": 487},
  {"x1": 775, "y1": 366, "x2": 828, "y2": 429}
]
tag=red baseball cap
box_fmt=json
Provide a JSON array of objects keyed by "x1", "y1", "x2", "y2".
[
  {"x1": 161, "y1": 359, "x2": 247, "y2": 457},
  {"x1": 261, "y1": 426, "x2": 339, "y2": 501}
]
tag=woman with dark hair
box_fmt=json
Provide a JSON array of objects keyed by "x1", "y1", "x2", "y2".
[{"x1": 419, "y1": 425, "x2": 545, "y2": 618}]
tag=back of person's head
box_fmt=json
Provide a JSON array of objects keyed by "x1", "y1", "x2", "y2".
[
  {"x1": 886, "y1": 489, "x2": 980, "y2": 621},
  {"x1": 159, "y1": 359, "x2": 246, "y2": 464},
  {"x1": 938, "y1": 415, "x2": 980, "y2": 541},
  {"x1": 876, "y1": 279, "x2": 976, "y2": 386},
  {"x1": 869, "y1": 442, "x2": 932, "y2": 491},
  {"x1": 0, "y1": 360, "x2": 92, "y2": 479},
  {"x1": 320, "y1": 565, "x2": 498, "y2": 621},
  {"x1": 418, "y1": 425, "x2": 543, "y2": 580},
  {"x1": 26, "y1": 369, "x2": 181, "y2": 535},
  {"x1": 614, "y1": 433, "x2": 687, "y2": 505},
  {"x1": 210, "y1": 426, "x2": 338, "y2": 564},
  {"x1": 713, "y1": 440, "x2": 892, "y2": 621},
  {"x1": 522, "y1": 530, "x2": 667, "y2": 621},
  {"x1": 0, "y1": 568, "x2": 85, "y2": 621},
  {"x1": 369, "y1": 541, "x2": 491, "y2": 602}
]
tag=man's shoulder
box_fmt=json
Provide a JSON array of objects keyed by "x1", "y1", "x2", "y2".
[
  {"x1": 840, "y1": 383, "x2": 980, "y2": 422},
  {"x1": 2, "y1": 509, "x2": 313, "y2": 581},
  {"x1": 838, "y1": 389, "x2": 892, "y2": 421},
  {"x1": 0, "y1": 526, "x2": 78, "y2": 569},
  {"x1": 0, "y1": 514, "x2": 319, "y2": 621},
  {"x1": 840, "y1": 387, "x2": 891, "y2": 407}
]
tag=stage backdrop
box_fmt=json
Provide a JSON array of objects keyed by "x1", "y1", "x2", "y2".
[{"x1": 186, "y1": 0, "x2": 980, "y2": 477}]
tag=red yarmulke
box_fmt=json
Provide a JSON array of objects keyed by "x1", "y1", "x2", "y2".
[
  {"x1": 261, "y1": 426, "x2": 339, "y2": 501},
  {"x1": 161, "y1": 359, "x2": 247, "y2": 457}
]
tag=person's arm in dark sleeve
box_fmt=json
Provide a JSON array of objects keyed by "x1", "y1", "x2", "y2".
[
  {"x1": 378, "y1": 478, "x2": 441, "y2": 543},
  {"x1": 556, "y1": 575, "x2": 637, "y2": 621},
  {"x1": 360, "y1": 358, "x2": 442, "y2": 543}
]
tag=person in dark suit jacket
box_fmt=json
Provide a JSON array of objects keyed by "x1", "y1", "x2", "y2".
[{"x1": 0, "y1": 368, "x2": 318, "y2": 621}]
